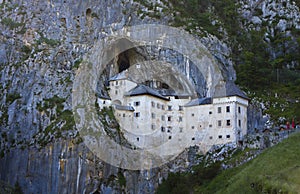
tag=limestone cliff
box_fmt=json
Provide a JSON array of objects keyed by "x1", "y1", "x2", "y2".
[{"x1": 0, "y1": 0, "x2": 298, "y2": 193}]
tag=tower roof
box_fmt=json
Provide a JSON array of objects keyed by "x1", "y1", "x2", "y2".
[
  {"x1": 225, "y1": 81, "x2": 248, "y2": 99},
  {"x1": 109, "y1": 70, "x2": 131, "y2": 81}
]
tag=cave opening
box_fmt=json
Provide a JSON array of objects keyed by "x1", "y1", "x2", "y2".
[{"x1": 117, "y1": 52, "x2": 130, "y2": 73}]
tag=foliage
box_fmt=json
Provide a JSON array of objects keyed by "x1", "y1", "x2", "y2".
[
  {"x1": 156, "y1": 162, "x2": 221, "y2": 194},
  {"x1": 6, "y1": 93, "x2": 21, "y2": 104},
  {"x1": 1, "y1": 18, "x2": 23, "y2": 30},
  {"x1": 197, "y1": 132, "x2": 300, "y2": 193},
  {"x1": 149, "y1": 0, "x2": 300, "y2": 124}
]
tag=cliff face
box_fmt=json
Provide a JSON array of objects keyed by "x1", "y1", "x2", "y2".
[{"x1": 0, "y1": 0, "x2": 298, "y2": 193}]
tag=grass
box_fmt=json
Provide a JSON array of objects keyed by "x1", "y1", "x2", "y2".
[{"x1": 196, "y1": 132, "x2": 300, "y2": 193}]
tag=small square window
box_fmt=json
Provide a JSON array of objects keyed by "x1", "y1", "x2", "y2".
[
  {"x1": 226, "y1": 120, "x2": 231, "y2": 126},
  {"x1": 238, "y1": 120, "x2": 241, "y2": 127},
  {"x1": 226, "y1": 135, "x2": 230, "y2": 139},
  {"x1": 191, "y1": 126, "x2": 195, "y2": 129},
  {"x1": 161, "y1": 126, "x2": 165, "y2": 132},
  {"x1": 116, "y1": 81, "x2": 118, "y2": 85},
  {"x1": 226, "y1": 106, "x2": 230, "y2": 113},
  {"x1": 151, "y1": 113, "x2": 155, "y2": 119},
  {"x1": 218, "y1": 120, "x2": 222, "y2": 127},
  {"x1": 157, "y1": 104, "x2": 161, "y2": 109},
  {"x1": 179, "y1": 128, "x2": 183, "y2": 132},
  {"x1": 134, "y1": 112, "x2": 140, "y2": 117},
  {"x1": 191, "y1": 113, "x2": 194, "y2": 117},
  {"x1": 151, "y1": 101, "x2": 155, "y2": 107},
  {"x1": 162, "y1": 105, "x2": 165, "y2": 110},
  {"x1": 209, "y1": 111, "x2": 212, "y2": 114},
  {"x1": 179, "y1": 116, "x2": 182, "y2": 122},
  {"x1": 137, "y1": 137, "x2": 139, "y2": 141},
  {"x1": 218, "y1": 135, "x2": 222, "y2": 139},
  {"x1": 218, "y1": 107, "x2": 221, "y2": 113},
  {"x1": 168, "y1": 105, "x2": 172, "y2": 111},
  {"x1": 115, "y1": 90, "x2": 118, "y2": 95},
  {"x1": 238, "y1": 107, "x2": 241, "y2": 113},
  {"x1": 167, "y1": 127, "x2": 172, "y2": 132},
  {"x1": 168, "y1": 116, "x2": 172, "y2": 121},
  {"x1": 209, "y1": 124, "x2": 212, "y2": 127},
  {"x1": 151, "y1": 124, "x2": 155, "y2": 130},
  {"x1": 134, "y1": 101, "x2": 140, "y2": 106},
  {"x1": 179, "y1": 106, "x2": 183, "y2": 111},
  {"x1": 209, "y1": 136, "x2": 213, "y2": 139},
  {"x1": 161, "y1": 115, "x2": 165, "y2": 121},
  {"x1": 123, "y1": 114, "x2": 125, "y2": 117},
  {"x1": 192, "y1": 137, "x2": 195, "y2": 141},
  {"x1": 168, "y1": 136, "x2": 172, "y2": 140}
]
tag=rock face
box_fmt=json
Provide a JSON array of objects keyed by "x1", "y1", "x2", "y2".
[{"x1": 0, "y1": 0, "x2": 298, "y2": 193}]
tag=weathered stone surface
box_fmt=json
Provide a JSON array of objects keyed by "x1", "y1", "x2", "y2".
[{"x1": 1, "y1": 0, "x2": 298, "y2": 193}]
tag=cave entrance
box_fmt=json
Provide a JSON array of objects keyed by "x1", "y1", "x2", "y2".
[{"x1": 117, "y1": 52, "x2": 130, "y2": 73}]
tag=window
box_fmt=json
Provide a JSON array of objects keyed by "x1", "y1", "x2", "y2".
[
  {"x1": 123, "y1": 113, "x2": 125, "y2": 117},
  {"x1": 191, "y1": 113, "x2": 194, "y2": 117},
  {"x1": 179, "y1": 106, "x2": 183, "y2": 111},
  {"x1": 151, "y1": 101, "x2": 155, "y2": 107},
  {"x1": 168, "y1": 136, "x2": 172, "y2": 140},
  {"x1": 151, "y1": 113, "x2": 155, "y2": 119},
  {"x1": 134, "y1": 112, "x2": 140, "y2": 117},
  {"x1": 191, "y1": 126, "x2": 195, "y2": 129},
  {"x1": 103, "y1": 101, "x2": 106, "y2": 104},
  {"x1": 161, "y1": 126, "x2": 165, "y2": 132},
  {"x1": 167, "y1": 127, "x2": 172, "y2": 132},
  {"x1": 218, "y1": 107, "x2": 221, "y2": 113},
  {"x1": 209, "y1": 111, "x2": 212, "y2": 114},
  {"x1": 209, "y1": 124, "x2": 212, "y2": 127},
  {"x1": 226, "y1": 106, "x2": 230, "y2": 113},
  {"x1": 218, "y1": 135, "x2": 222, "y2": 139},
  {"x1": 115, "y1": 90, "x2": 118, "y2": 95},
  {"x1": 238, "y1": 119, "x2": 241, "y2": 127},
  {"x1": 157, "y1": 104, "x2": 161, "y2": 109},
  {"x1": 116, "y1": 81, "x2": 118, "y2": 85},
  {"x1": 161, "y1": 115, "x2": 165, "y2": 121},
  {"x1": 162, "y1": 105, "x2": 165, "y2": 110},
  {"x1": 111, "y1": 83, "x2": 114, "y2": 86},
  {"x1": 134, "y1": 101, "x2": 140, "y2": 106},
  {"x1": 226, "y1": 120, "x2": 231, "y2": 126},
  {"x1": 192, "y1": 137, "x2": 195, "y2": 141},
  {"x1": 226, "y1": 135, "x2": 230, "y2": 139},
  {"x1": 168, "y1": 116, "x2": 172, "y2": 121},
  {"x1": 209, "y1": 136, "x2": 213, "y2": 140},
  {"x1": 238, "y1": 106, "x2": 241, "y2": 113},
  {"x1": 218, "y1": 120, "x2": 222, "y2": 127},
  {"x1": 179, "y1": 116, "x2": 182, "y2": 122},
  {"x1": 151, "y1": 124, "x2": 155, "y2": 130},
  {"x1": 179, "y1": 127, "x2": 183, "y2": 132},
  {"x1": 137, "y1": 137, "x2": 139, "y2": 141},
  {"x1": 168, "y1": 105, "x2": 172, "y2": 111}
]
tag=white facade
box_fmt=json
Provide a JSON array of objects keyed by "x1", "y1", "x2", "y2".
[{"x1": 99, "y1": 71, "x2": 249, "y2": 152}]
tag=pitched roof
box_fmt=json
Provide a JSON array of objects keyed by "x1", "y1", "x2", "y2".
[
  {"x1": 184, "y1": 97, "x2": 212, "y2": 107},
  {"x1": 96, "y1": 93, "x2": 111, "y2": 100},
  {"x1": 114, "y1": 104, "x2": 135, "y2": 111},
  {"x1": 109, "y1": 70, "x2": 130, "y2": 81},
  {"x1": 126, "y1": 85, "x2": 170, "y2": 101},
  {"x1": 225, "y1": 81, "x2": 248, "y2": 99}
]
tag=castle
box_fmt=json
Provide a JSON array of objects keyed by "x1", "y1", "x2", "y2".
[{"x1": 97, "y1": 70, "x2": 249, "y2": 152}]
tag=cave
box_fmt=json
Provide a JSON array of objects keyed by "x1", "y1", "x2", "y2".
[{"x1": 117, "y1": 52, "x2": 130, "y2": 72}]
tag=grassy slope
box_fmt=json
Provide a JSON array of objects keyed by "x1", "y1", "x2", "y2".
[{"x1": 197, "y1": 132, "x2": 300, "y2": 193}]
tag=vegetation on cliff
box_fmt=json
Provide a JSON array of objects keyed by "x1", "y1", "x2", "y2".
[{"x1": 135, "y1": 0, "x2": 300, "y2": 124}]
